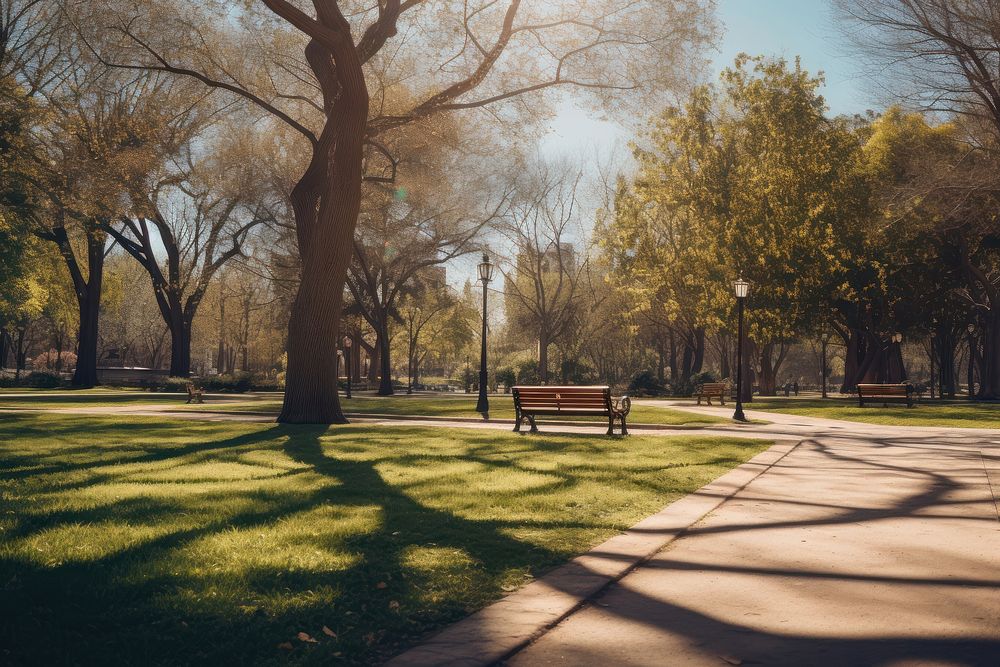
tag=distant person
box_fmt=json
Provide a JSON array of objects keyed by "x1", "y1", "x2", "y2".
[{"x1": 793, "y1": 381, "x2": 799, "y2": 396}]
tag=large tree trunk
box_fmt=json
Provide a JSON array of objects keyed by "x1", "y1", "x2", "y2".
[{"x1": 278, "y1": 32, "x2": 369, "y2": 424}]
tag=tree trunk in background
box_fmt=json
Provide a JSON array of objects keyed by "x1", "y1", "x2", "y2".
[
  {"x1": 692, "y1": 328, "x2": 705, "y2": 374},
  {"x1": 656, "y1": 337, "x2": 665, "y2": 383},
  {"x1": 681, "y1": 343, "x2": 693, "y2": 381},
  {"x1": 538, "y1": 330, "x2": 550, "y2": 383},
  {"x1": 167, "y1": 313, "x2": 193, "y2": 377},
  {"x1": 938, "y1": 332, "x2": 957, "y2": 397},
  {"x1": 368, "y1": 335, "x2": 381, "y2": 385},
  {"x1": 757, "y1": 342, "x2": 777, "y2": 395},
  {"x1": 0, "y1": 330, "x2": 9, "y2": 368},
  {"x1": 668, "y1": 330, "x2": 677, "y2": 381},
  {"x1": 979, "y1": 311, "x2": 1000, "y2": 399},
  {"x1": 377, "y1": 327, "x2": 393, "y2": 395},
  {"x1": 841, "y1": 331, "x2": 860, "y2": 393},
  {"x1": 64, "y1": 228, "x2": 105, "y2": 388}
]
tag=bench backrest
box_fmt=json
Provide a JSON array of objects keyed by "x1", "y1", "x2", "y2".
[
  {"x1": 512, "y1": 386, "x2": 611, "y2": 412},
  {"x1": 857, "y1": 383, "x2": 910, "y2": 396},
  {"x1": 699, "y1": 382, "x2": 727, "y2": 394}
]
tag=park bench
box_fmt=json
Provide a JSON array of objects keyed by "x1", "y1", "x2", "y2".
[
  {"x1": 511, "y1": 385, "x2": 631, "y2": 436},
  {"x1": 694, "y1": 382, "x2": 727, "y2": 405},
  {"x1": 857, "y1": 383, "x2": 915, "y2": 408},
  {"x1": 185, "y1": 382, "x2": 204, "y2": 404}
]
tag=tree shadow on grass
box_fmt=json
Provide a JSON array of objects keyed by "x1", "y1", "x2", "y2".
[{"x1": 0, "y1": 423, "x2": 577, "y2": 666}]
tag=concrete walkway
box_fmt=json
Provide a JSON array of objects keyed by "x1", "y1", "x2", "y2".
[{"x1": 387, "y1": 405, "x2": 1000, "y2": 666}]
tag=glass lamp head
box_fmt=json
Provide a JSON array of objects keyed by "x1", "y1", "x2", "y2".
[{"x1": 733, "y1": 277, "x2": 750, "y2": 299}]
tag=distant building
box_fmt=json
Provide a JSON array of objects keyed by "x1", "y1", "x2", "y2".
[{"x1": 516, "y1": 242, "x2": 576, "y2": 275}]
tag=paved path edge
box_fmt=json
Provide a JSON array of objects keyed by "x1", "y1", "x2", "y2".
[{"x1": 384, "y1": 438, "x2": 802, "y2": 667}]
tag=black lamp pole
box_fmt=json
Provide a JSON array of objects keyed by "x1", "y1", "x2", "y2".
[
  {"x1": 476, "y1": 253, "x2": 494, "y2": 419},
  {"x1": 967, "y1": 324, "x2": 976, "y2": 398},
  {"x1": 821, "y1": 333, "x2": 829, "y2": 399},
  {"x1": 342, "y1": 337, "x2": 352, "y2": 399},
  {"x1": 733, "y1": 277, "x2": 750, "y2": 422}
]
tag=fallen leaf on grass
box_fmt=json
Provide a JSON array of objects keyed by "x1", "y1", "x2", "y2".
[
  {"x1": 322, "y1": 626, "x2": 337, "y2": 638},
  {"x1": 297, "y1": 632, "x2": 318, "y2": 643},
  {"x1": 277, "y1": 642, "x2": 294, "y2": 651},
  {"x1": 388, "y1": 600, "x2": 400, "y2": 611},
  {"x1": 376, "y1": 581, "x2": 387, "y2": 589}
]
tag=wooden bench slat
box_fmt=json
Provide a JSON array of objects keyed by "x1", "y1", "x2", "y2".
[
  {"x1": 511, "y1": 386, "x2": 630, "y2": 435},
  {"x1": 857, "y1": 383, "x2": 915, "y2": 407}
]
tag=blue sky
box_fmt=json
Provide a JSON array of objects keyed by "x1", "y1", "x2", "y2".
[
  {"x1": 540, "y1": 0, "x2": 875, "y2": 156},
  {"x1": 712, "y1": 0, "x2": 871, "y2": 116}
]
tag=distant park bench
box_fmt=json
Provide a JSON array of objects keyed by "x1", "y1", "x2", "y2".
[
  {"x1": 185, "y1": 382, "x2": 204, "y2": 404},
  {"x1": 511, "y1": 385, "x2": 631, "y2": 435},
  {"x1": 857, "y1": 383, "x2": 915, "y2": 408},
  {"x1": 694, "y1": 382, "x2": 727, "y2": 406}
]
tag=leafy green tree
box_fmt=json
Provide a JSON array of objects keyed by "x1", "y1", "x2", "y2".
[{"x1": 606, "y1": 55, "x2": 869, "y2": 396}]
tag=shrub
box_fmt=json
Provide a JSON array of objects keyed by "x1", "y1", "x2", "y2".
[
  {"x1": 560, "y1": 359, "x2": 596, "y2": 385},
  {"x1": 628, "y1": 370, "x2": 666, "y2": 396},
  {"x1": 516, "y1": 359, "x2": 540, "y2": 385},
  {"x1": 671, "y1": 370, "x2": 721, "y2": 397},
  {"x1": 495, "y1": 367, "x2": 516, "y2": 391},
  {"x1": 22, "y1": 370, "x2": 63, "y2": 388},
  {"x1": 29, "y1": 349, "x2": 77, "y2": 371}
]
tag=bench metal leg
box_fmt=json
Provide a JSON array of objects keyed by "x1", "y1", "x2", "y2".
[
  {"x1": 513, "y1": 410, "x2": 522, "y2": 432},
  {"x1": 528, "y1": 416, "x2": 538, "y2": 433},
  {"x1": 620, "y1": 415, "x2": 629, "y2": 436},
  {"x1": 606, "y1": 417, "x2": 614, "y2": 436}
]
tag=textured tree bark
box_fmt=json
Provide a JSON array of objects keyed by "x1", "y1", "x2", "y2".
[
  {"x1": 980, "y1": 310, "x2": 1000, "y2": 399},
  {"x1": 692, "y1": 328, "x2": 705, "y2": 375},
  {"x1": 377, "y1": 326, "x2": 393, "y2": 395},
  {"x1": 278, "y1": 27, "x2": 369, "y2": 423},
  {"x1": 46, "y1": 226, "x2": 105, "y2": 388},
  {"x1": 167, "y1": 313, "x2": 193, "y2": 377}
]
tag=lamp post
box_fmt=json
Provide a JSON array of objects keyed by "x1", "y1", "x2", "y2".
[
  {"x1": 342, "y1": 336, "x2": 352, "y2": 399},
  {"x1": 967, "y1": 323, "x2": 976, "y2": 398},
  {"x1": 733, "y1": 277, "x2": 750, "y2": 422},
  {"x1": 820, "y1": 332, "x2": 829, "y2": 399},
  {"x1": 476, "y1": 253, "x2": 495, "y2": 419},
  {"x1": 929, "y1": 320, "x2": 936, "y2": 400}
]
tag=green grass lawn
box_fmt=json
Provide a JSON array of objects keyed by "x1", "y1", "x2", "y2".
[
  {"x1": 743, "y1": 397, "x2": 1000, "y2": 428},
  {"x1": 186, "y1": 394, "x2": 727, "y2": 426},
  {"x1": 0, "y1": 413, "x2": 767, "y2": 665},
  {"x1": 0, "y1": 387, "x2": 195, "y2": 408}
]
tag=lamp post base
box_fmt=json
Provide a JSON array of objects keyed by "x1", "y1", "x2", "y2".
[{"x1": 733, "y1": 405, "x2": 747, "y2": 422}]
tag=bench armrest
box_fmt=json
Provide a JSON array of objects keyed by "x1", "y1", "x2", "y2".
[{"x1": 613, "y1": 395, "x2": 631, "y2": 416}]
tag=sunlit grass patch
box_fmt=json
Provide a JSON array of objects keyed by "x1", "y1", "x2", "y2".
[
  {"x1": 746, "y1": 397, "x2": 1000, "y2": 428},
  {"x1": 0, "y1": 413, "x2": 768, "y2": 665}
]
